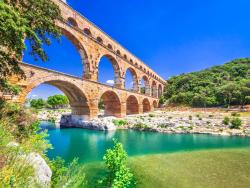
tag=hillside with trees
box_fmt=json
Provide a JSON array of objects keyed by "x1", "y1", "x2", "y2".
[{"x1": 163, "y1": 58, "x2": 250, "y2": 108}]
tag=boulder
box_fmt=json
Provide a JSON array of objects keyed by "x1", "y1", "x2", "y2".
[
  {"x1": 26, "y1": 153, "x2": 52, "y2": 186},
  {"x1": 60, "y1": 115, "x2": 116, "y2": 131}
]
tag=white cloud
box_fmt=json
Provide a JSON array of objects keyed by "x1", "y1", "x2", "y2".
[
  {"x1": 31, "y1": 94, "x2": 38, "y2": 99},
  {"x1": 62, "y1": 0, "x2": 67, "y2": 3},
  {"x1": 106, "y1": 80, "x2": 114, "y2": 85}
]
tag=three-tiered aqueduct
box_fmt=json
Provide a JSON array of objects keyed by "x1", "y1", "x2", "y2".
[{"x1": 9, "y1": 0, "x2": 166, "y2": 120}]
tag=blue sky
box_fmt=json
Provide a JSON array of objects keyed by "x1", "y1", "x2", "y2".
[{"x1": 24, "y1": 0, "x2": 250, "y2": 99}]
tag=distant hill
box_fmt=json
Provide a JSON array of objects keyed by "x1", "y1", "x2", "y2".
[{"x1": 163, "y1": 58, "x2": 250, "y2": 107}]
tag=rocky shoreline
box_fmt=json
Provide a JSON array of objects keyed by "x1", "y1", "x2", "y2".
[{"x1": 37, "y1": 109, "x2": 250, "y2": 137}]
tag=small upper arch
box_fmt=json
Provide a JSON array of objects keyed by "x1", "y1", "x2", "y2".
[
  {"x1": 97, "y1": 36, "x2": 103, "y2": 43},
  {"x1": 107, "y1": 44, "x2": 113, "y2": 50},
  {"x1": 67, "y1": 17, "x2": 78, "y2": 27},
  {"x1": 83, "y1": 28, "x2": 92, "y2": 36}
]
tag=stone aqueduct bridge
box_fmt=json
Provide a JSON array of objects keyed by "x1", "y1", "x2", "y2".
[{"x1": 10, "y1": 0, "x2": 166, "y2": 120}]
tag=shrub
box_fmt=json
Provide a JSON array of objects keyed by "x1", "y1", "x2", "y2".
[
  {"x1": 157, "y1": 124, "x2": 168, "y2": 128},
  {"x1": 188, "y1": 115, "x2": 192, "y2": 120},
  {"x1": 50, "y1": 157, "x2": 86, "y2": 187},
  {"x1": 149, "y1": 114, "x2": 155, "y2": 118},
  {"x1": 100, "y1": 139, "x2": 135, "y2": 187},
  {"x1": 230, "y1": 117, "x2": 242, "y2": 129},
  {"x1": 133, "y1": 123, "x2": 149, "y2": 129},
  {"x1": 113, "y1": 119, "x2": 128, "y2": 127},
  {"x1": 222, "y1": 116, "x2": 230, "y2": 125},
  {"x1": 231, "y1": 112, "x2": 240, "y2": 117}
]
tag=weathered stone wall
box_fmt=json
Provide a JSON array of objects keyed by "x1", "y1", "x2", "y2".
[{"x1": 9, "y1": 64, "x2": 159, "y2": 120}]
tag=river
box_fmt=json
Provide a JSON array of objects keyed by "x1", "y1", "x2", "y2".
[{"x1": 41, "y1": 121, "x2": 250, "y2": 164}]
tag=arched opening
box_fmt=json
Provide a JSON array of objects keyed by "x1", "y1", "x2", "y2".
[
  {"x1": 100, "y1": 91, "x2": 121, "y2": 117},
  {"x1": 141, "y1": 76, "x2": 150, "y2": 95},
  {"x1": 25, "y1": 79, "x2": 90, "y2": 119},
  {"x1": 67, "y1": 17, "x2": 78, "y2": 27},
  {"x1": 107, "y1": 44, "x2": 113, "y2": 50},
  {"x1": 142, "y1": 98, "x2": 151, "y2": 113},
  {"x1": 98, "y1": 55, "x2": 121, "y2": 87},
  {"x1": 124, "y1": 54, "x2": 127, "y2": 59},
  {"x1": 83, "y1": 28, "x2": 91, "y2": 36},
  {"x1": 158, "y1": 84, "x2": 163, "y2": 98},
  {"x1": 97, "y1": 36, "x2": 103, "y2": 43},
  {"x1": 117, "y1": 50, "x2": 121, "y2": 55},
  {"x1": 151, "y1": 81, "x2": 158, "y2": 97},
  {"x1": 126, "y1": 95, "x2": 139, "y2": 115},
  {"x1": 153, "y1": 100, "x2": 158, "y2": 109},
  {"x1": 23, "y1": 26, "x2": 89, "y2": 79},
  {"x1": 125, "y1": 67, "x2": 138, "y2": 92}
]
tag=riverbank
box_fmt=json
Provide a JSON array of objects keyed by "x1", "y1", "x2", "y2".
[
  {"x1": 37, "y1": 108, "x2": 250, "y2": 137},
  {"x1": 84, "y1": 147, "x2": 250, "y2": 188}
]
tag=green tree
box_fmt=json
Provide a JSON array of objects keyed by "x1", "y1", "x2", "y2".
[
  {"x1": 217, "y1": 83, "x2": 238, "y2": 108},
  {"x1": 47, "y1": 94, "x2": 69, "y2": 109},
  {"x1": 30, "y1": 98, "x2": 46, "y2": 109},
  {"x1": 237, "y1": 79, "x2": 250, "y2": 108},
  {"x1": 101, "y1": 139, "x2": 135, "y2": 188},
  {"x1": 0, "y1": 0, "x2": 61, "y2": 94}
]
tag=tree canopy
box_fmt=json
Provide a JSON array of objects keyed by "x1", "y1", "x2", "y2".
[
  {"x1": 164, "y1": 58, "x2": 250, "y2": 108},
  {"x1": 0, "y1": 0, "x2": 61, "y2": 94},
  {"x1": 47, "y1": 94, "x2": 69, "y2": 109}
]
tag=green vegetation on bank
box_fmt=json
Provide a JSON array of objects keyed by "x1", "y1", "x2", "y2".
[
  {"x1": 0, "y1": 102, "x2": 87, "y2": 187},
  {"x1": 85, "y1": 148, "x2": 250, "y2": 188},
  {"x1": 164, "y1": 58, "x2": 250, "y2": 108}
]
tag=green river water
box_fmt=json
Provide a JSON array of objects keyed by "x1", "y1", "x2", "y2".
[{"x1": 42, "y1": 121, "x2": 250, "y2": 164}]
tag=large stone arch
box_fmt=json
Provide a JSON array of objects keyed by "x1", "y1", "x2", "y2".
[
  {"x1": 19, "y1": 76, "x2": 90, "y2": 118},
  {"x1": 142, "y1": 98, "x2": 151, "y2": 113},
  {"x1": 124, "y1": 67, "x2": 139, "y2": 92},
  {"x1": 60, "y1": 26, "x2": 91, "y2": 80},
  {"x1": 100, "y1": 90, "x2": 122, "y2": 117},
  {"x1": 97, "y1": 54, "x2": 122, "y2": 88},
  {"x1": 126, "y1": 95, "x2": 139, "y2": 115}
]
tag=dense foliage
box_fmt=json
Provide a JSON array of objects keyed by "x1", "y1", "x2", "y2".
[
  {"x1": 50, "y1": 157, "x2": 86, "y2": 188},
  {"x1": 30, "y1": 98, "x2": 47, "y2": 109},
  {"x1": 47, "y1": 94, "x2": 69, "y2": 109},
  {"x1": 0, "y1": 0, "x2": 61, "y2": 95},
  {"x1": 30, "y1": 95, "x2": 69, "y2": 109},
  {"x1": 100, "y1": 139, "x2": 136, "y2": 188},
  {"x1": 164, "y1": 58, "x2": 250, "y2": 107}
]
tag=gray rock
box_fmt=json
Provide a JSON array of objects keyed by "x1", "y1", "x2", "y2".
[
  {"x1": 26, "y1": 153, "x2": 52, "y2": 186},
  {"x1": 60, "y1": 115, "x2": 116, "y2": 131}
]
